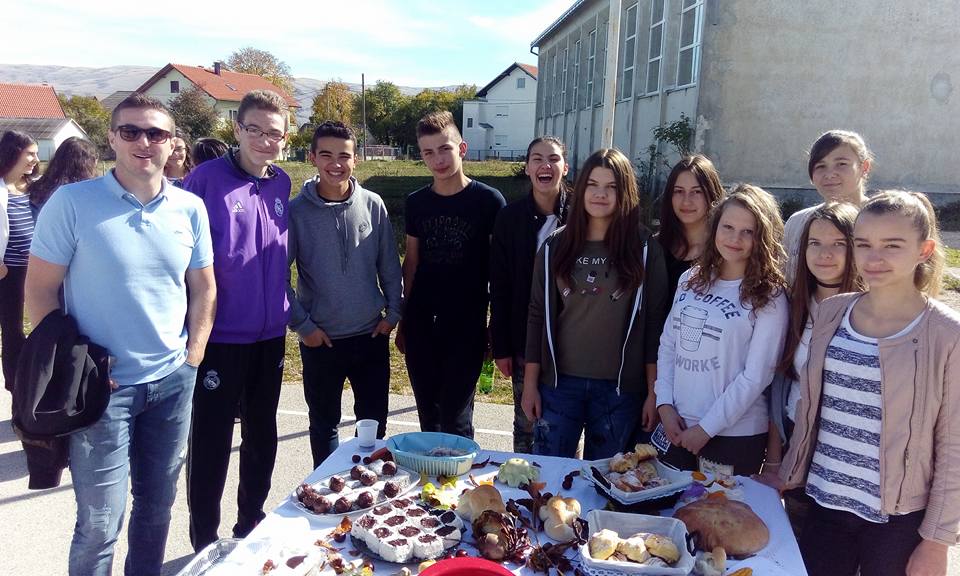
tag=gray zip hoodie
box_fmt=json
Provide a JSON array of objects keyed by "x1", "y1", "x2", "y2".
[{"x1": 286, "y1": 176, "x2": 403, "y2": 339}]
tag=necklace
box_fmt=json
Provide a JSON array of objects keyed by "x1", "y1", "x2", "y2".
[{"x1": 816, "y1": 279, "x2": 842, "y2": 289}]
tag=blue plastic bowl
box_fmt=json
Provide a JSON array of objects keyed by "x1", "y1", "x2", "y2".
[{"x1": 386, "y1": 432, "x2": 480, "y2": 476}]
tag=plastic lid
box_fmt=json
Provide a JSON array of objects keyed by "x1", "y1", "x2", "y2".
[{"x1": 420, "y1": 557, "x2": 516, "y2": 575}]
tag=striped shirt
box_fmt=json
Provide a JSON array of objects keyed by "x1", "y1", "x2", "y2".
[
  {"x1": 806, "y1": 300, "x2": 923, "y2": 523},
  {"x1": 4, "y1": 193, "x2": 35, "y2": 266}
]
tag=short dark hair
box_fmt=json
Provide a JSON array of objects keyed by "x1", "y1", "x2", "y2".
[
  {"x1": 416, "y1": 110, "x2": 460, "y2": 139},
  {"x1": 192, "y1": 137, "x2": 229, "y2": 165},
  {"x1": 311, "y1": 121, "x2": 356, "y2": 153},
  {"x1": 110, "y1": 92, "x2": 174, "y2": 131},
  {"x1": 237, "y1": 89, "x2": 290, "y2": 130}
]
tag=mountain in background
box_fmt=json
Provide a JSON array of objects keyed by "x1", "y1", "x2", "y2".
[{"x1": 0, "y1": 64, "x2": 457, "y2": 126}]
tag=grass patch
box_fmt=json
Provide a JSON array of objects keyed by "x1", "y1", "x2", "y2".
[
  {"x1": 945, "y1": 247, "x2": 960, "y2": 269},
  {"x1": 280, "y1": 160, "x2": 523, "y2": 405}
]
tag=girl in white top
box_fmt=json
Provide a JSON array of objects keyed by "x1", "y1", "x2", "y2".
[
  {"x1": 656, "y1": 184, "x2": 789, "y2": 476},
  {"x1": 784, "y1": 130, "x2": 873, "y2": 283}
]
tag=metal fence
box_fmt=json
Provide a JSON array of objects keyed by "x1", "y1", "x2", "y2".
[{"x1": 464, "y1": 149, "x2": 527, "y2": 162}]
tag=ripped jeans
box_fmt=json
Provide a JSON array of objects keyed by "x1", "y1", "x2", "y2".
[
  {"x1": 532, "y1": 373, "x2": 639, "y2": 461},
  {"x1": 68, "y1": 361, "x2": 197, "y2": 576}
]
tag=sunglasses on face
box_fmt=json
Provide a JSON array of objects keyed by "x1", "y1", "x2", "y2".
[{"x1": 114, "y1": 125, "x2": 172, "y2": 144}]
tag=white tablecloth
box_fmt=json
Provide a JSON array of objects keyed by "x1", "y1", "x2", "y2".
[{"x1": 223, "y1": 438, "x2": 807, "y2": 575}]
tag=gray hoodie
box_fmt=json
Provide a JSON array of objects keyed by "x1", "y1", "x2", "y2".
[{"x1": 286, "y1": 176, "x2": 403, "y2": 339}]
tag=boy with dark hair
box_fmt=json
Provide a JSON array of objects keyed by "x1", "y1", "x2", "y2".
[
  {"x1": 286, "y1": 121, "x2": 402, "y2": 467},
  {"x1": 28, "y1": 93, "x2": 216, "y2": 575},
  {"x1": 182, "y1": 89, "x2": 291, "y2": 551},
  {"x1": 396, "y1": 110, "x2": 505, "y2": 438}
]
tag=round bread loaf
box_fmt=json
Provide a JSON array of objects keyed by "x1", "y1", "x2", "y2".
[{"x1": 673, "y1": 498, "x2": 769, "y2": 556}]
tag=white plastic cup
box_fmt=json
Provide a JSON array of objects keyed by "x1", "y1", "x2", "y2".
[{"x1": 356, "y1": 419, "x2": 378, "y2": 450}]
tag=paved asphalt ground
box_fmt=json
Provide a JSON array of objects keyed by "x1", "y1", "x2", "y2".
[{"x1": 2, "y1": 382, "x2": 958, "y2": 575}]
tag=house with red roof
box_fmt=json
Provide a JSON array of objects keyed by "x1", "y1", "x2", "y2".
[
  {"x1": 136, "y1": 62, "x2": 299, "y2": 125},
  {"x1": 461, "y1": 63, "x2": 538, "y2": 160},
  {"x1": 0, "y1": 82, "x2": 87, "y2": 160}
]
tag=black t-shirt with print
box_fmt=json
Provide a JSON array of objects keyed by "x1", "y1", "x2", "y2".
[{"x1": 405, "y1": 180, "x2": 505, "y2": 320}]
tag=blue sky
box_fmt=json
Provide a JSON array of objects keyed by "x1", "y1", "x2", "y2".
[{"x1": 6, "y1": 0, "x2": 572, "y2": 87}]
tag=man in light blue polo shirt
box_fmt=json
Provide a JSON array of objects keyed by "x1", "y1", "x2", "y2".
[{"x1": 26, "y1": 93, "x2": 216, "y2": 576}]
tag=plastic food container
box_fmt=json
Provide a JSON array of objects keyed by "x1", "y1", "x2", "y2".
[
  {"x1": 581, "y1": 458, "x2": 693, "y2": 505},
  {"x1": 579, "y1": 510, "x2": 695, "y2": 575},
  {"x1": 386, "y1": 432, "x2": 479, "y2": 476}
]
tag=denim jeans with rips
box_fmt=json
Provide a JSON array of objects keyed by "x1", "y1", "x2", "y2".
[
  {"x1": 68, "y1": 361, "x2": 197, "y2": 576},
  {"x1": 533, "y1": 373, "x2": 639, "y2": 461}
]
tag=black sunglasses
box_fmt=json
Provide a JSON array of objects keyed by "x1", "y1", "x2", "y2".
[{"x1": 114, "y1": 125, "x2": 172, "y2": 144}]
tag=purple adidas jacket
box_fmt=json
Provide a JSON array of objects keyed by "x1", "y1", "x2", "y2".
[{"x1": 183, "y1": 150, "x2": 290, "y2": 343}]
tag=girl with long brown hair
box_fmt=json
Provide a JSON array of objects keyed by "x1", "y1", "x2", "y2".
[
  {"x1": 656, "y1": 154, "x2": 725, "y2": 300},
  {"x1": 655, "y1": 184, "x2": 789, "y2": 475},
  {"x1": 521, "y1": 148, "x2": 669, "y2": 459},
  {"x1": 757, "y1": 202, "x2": 863, "y2": 533}
]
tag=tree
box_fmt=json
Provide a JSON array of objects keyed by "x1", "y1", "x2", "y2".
[
  {"x1": 310, "y1": 80, "x2": 354, "y2": 126},
  {"x1": 58, "y1": 94, "x2": 110, "y2": 154},
  {"x1": 392, "y1": 85, "x2": 477, "y2": 151},
  {"x1": 226, "y1": 47, "x2": 294, "y2": 93},
  {"x1": 212, "y1": 117, "x2": 238, "y2": 147},
  {"x1": 354, "y1": 81, "x2": 408, "y2": 146},
  {"x1": 168, "y1": 87, "x2": 220, "y2": 140}
]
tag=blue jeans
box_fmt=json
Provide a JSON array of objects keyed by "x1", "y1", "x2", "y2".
[
  {"x1": 69, "y1": 361, "x2": 197, "y2": 576},
  {"x1": 533, "y1": 373, "x2": 639, "y2": 461}
]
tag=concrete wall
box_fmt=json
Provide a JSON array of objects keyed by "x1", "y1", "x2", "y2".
[
  {"x1": 534, "y1": 0, "x2": 702, "y2": 180},
  {"x1": 697, "y1": 1, "x2": 960, "y2": 196},
  {"x1": 463, "y1": 67, "x2": 537, "y2": 159}
]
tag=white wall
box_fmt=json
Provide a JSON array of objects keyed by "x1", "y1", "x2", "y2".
[
  {"x1": 462, "y1": 67, "x2": 538, "y2": 159},
  {"x1": 142, "y1": 69, "x2": 231, "y2": 122},
  {"x1": 534, "y1": 0, "x2": 701, "y2": 181},
  {"x1": 36, "y1": 121, "x2": 87, "y2": 161}
]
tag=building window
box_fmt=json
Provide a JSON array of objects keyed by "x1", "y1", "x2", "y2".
[
  {"x1": 597, "y1": 24, "x2": 607, "y2": 102},
  {"x1": 572, "y1": 40, "x2": 581, "y2": 110},
  {"x1": 496, "y1": 105, "x2": 509, "y2": 117},
  {"x1": 621, "y1": 3, "x2": 638, "y2": 99},
  {"x1": 170, "y1": 80, "x2": 180, "y2": 93},
  {"x1": 677, "y1": 0, "x2": 703, "y2": 88},
  {"x1": 586, "y1": 29, "x2": 597, "y2": 108},
  {"x1": 494, "y1": 134, "x2": 507, "y2": 146},
  {"x1": 646, "y1": 0, "x2": 665, "y2": 94},
  {"x1": 516, "y1": 77, "x2": 526, "y2": 89},
  {"x1": 560, "y1": 47, "x2": 569, "y2": 112},
  {"x1": 229, "y1": 109, "x2": 238, "y2": 121},
  {"x1": 467, "y1": 117, "x2": 473, "y2": 128},
  {"x1": 552, "y1": 51, "x2": 561, "y2": 115}
]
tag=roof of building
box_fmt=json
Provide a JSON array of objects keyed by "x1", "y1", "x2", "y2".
[
  {"x1": 0, "y1": 83, "x2": 66, "y2": 119},
  {"x1": 100, "y1": 90, "x2": 135, "y2": 112},
  {"x1": 531, "y1": 0, "x2": 591, "y2": 48},
  {"x1": 476, "y1": 62, "x2": 539, "y2": 98},
  {"x1": 136, "y1": 63, "x2": 299, "y2": 108},
  {"x1": 0, "y1": 117, "x2": 83, "y2": 139}
]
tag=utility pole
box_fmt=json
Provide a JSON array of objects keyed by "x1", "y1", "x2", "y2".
[
  {"x1": 601, "y1": 0, "x2": 621, "y2": 148},
  {"x1": 361, "y1": 73, "x2": 368, "y2": 161}
]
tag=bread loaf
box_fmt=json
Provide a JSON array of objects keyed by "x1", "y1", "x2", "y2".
[{"x1": 674, "y1": 498, "x2": 769, "y2": 556}]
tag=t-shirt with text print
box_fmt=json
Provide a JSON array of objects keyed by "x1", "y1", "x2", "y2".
[
  {"x1": 555, "y1": 240, "x2": 632, "y2": 380},
  {"x1": 405, "y1": 180, "x2": 505, "y2": 320}
]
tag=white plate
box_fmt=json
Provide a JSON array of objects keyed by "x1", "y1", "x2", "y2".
[
  {"x1": 581, "y1": 458, "x2": 693, "y2": 504},
  {"x1": 291, "y1": 462, "x2": 419, "y2": 516}
]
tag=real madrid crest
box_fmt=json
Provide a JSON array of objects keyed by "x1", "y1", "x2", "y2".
[
  {"x1": 203, "y1": 369, "x2": 221, "y2": 391},
  {"x1": 274, "y1": 197, "x2": 284, "y2": 217}
]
